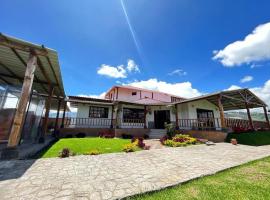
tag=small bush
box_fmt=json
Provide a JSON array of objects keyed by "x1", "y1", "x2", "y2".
[
  {"x1": 76, "y1": 132, "x2": 86, "y2": 138},
  {"x1": 122, "y1": 143, "x2": 137, "y2": 152},
  {"x1": 65, "y1": 134, "x2": 73, "y2": 138},
  {"x1": 131, "y1": 137, "x2": 145, "y2": 148},
  {"x1": 59, "y1": 148, "x2": 72, "y2": 158},
  {"x1": 122, "y1": 134, "x2": 133, "y2": 139},
  {"x1": 84, "y1": 149, "x2": 101, "y2": 155},
  {"x1": 163, "y1": 134, "x2": 197, "y2": 147},
  {"x1": 160, "y1": 135, "x2": 168, "y2": 144}
]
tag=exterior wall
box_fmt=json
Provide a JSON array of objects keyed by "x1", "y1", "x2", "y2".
[
  {"x1": 59, "y1": 128, "x2": 113, "y2": 138},
  {"x1": 177, "y1": 100, "x2": 220, "y2": 119},
  {"x1": 183, "y1": 130, "x2": 228, "y2": 142},
  {"x1": 77, "y1": 103, "x2": 113, "y2": 119},
  {"x1": 114, "y1": 128, "x2": 150, "y2": 137},
  {"x1": 147, "y1": 105, "x2": 176, "y2": 123},
  {"x1": 119, "y1": 104, "x2": 145, "y2": 128},
  {"x1": 112, "y1": 87, "x2": 172, "y2": 103}
]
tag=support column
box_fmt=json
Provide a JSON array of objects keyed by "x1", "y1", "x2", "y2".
[
  {"x1": 54, "y1": 99, "x2": 62, "y2": 135},
  {"x1": 40, "y1": 86, "x2": 54, "y2": 142},
  {"x1": 7, "y1": 52, "x2": 37, "y2": 148},
  {"x1": 110, "y1": 105, "x2": 114, "y2": 128},
  {"x1": 144, "y1": 105, "x2": 147, "y2": 129},
  {"x1": 245, "y1": 102, "x2": 254, "y2": 130},
  {"x1": 263, "y1": 106, "x2": 270, "y2": 129},
  {"x1": 61, "y1": 101, "x2": 67, "y2": 128},
  {"x1": 217, "y1": 95, "x2": 226, "y2": 128},
  {"x1": 175, "y1": 104, "x2": 179, "y2": 129}
]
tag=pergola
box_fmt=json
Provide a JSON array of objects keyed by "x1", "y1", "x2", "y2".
[
  {"x1": 176, "y1": 88, "x2": 270, "y2": 129},
  {"x1": 0, "y1": 33, "x2": 66, "y2": 148}
]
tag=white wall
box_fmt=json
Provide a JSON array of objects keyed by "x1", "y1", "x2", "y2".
[{"x1": 77, "y1": 104, "x2": 113, "y2": 119}]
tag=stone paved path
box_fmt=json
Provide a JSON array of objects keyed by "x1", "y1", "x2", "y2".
[
  {"x1": 144, "y1": 139, "x2": 165, "y2": 149},
  {"x1": 1, "y1": 143, "x2": 270, "y2": 200}
]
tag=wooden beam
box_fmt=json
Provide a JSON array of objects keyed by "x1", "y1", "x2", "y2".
[
  {"x1": 144, "y1": 105, "x2": 147, "y2": 129},
  {"x1": 0, "y1": 76, "x2": 12, "y2": 85},
  {"x1": 110, "y1": 105, "x2": 114, "y2": 128},
  {"x1": 175, "y1": 104, "x2": 179, "y2": 129},
  {"x1": 0, "y1": 33, "x2": 48, "y2": 56},
  {"x1": 0, "y1": 60, "x2": 23, "y2": 84},
  {"x1": 263, "y1": 106, "x2": 270, "y2": 129},
  {"x1": 54, "y1": 99, "x2": 61, "y2": 135},
  {"x1": 7, "y1": 52, "x2": 37, "y2": 147},
  {"x1": 45, "y1": 56, "x2": 60, "y2": 86},
  {"x1": 41, "y1": 86, "x2": 54, "y2": 140},
  {"x1": 245, "y1": 102, "x2": 254, "y2": 130},
  {"x1": 217, "y1": 95, "x2": 226, "y2": 128},
  {"x1": 61, "y1": 101, "x2": 67, "y2": 128},
  {"x1": 37, "y1": 56, "x2": 51, "y2": 86}
]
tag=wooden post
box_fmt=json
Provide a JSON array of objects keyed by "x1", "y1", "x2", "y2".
[
  {"x1": 54, "y1": 99, "x2": 61, "y2": 134},
  {"x1": 263, "y1": 106, "x2": 270, "y2": 129},
  {"x1": 245, "y1": 102, "x2": 254, "y2": 130},
  {"x1": 217, "y1": 95, "x2": 226, "y2": 128},
  {"x1": 41, "y1": 86, "x2": 54, "y2": 139},
  {"x1": 61, "y1": 101, "x2": 67, "y2": 128},
  {"x1": 110, "y1": 105, "x2": 114, "y2": 128},
  {"x1": 7, "y1": 52, "x2": 37, "y2": 147},
  {"x1": 175, "y1": 104, "x2": 179, "y2": 129},
  {"x1": 144, "y1": 105, "x2": 147, "y2": 129}
]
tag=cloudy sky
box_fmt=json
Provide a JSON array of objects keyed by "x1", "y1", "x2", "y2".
[{"x1": 1, "y1": 0, "x2": 270, "y2": 106}]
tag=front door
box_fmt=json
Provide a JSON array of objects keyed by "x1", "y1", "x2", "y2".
[{"x1": 154, "y1": 110, "x2": 170, "y2": 129}]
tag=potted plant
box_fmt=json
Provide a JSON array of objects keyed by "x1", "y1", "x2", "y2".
[{"x1": 231, "y1": 138, "x2": 238, "y2": 145}]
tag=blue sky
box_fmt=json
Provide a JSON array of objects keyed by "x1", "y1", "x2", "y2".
[{"x1": 1, "y1": 0, "x2": 270, "y2": 105}]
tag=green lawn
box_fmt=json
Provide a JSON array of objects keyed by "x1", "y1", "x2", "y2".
[
  {"x1": 40, "y1": 137, "x2": 131, "y2": 158},
  {"x1": 129, "y1": 156, "x2": 270, "y2": 200},
  {"x1": 226, "y1": 131, "x2": 270, "y2": 146}
]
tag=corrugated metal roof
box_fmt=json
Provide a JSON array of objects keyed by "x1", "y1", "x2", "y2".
[{"x1": 0, "y1": 33, "x2": 65, "y2": 98}]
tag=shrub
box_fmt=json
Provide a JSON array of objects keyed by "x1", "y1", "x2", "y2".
[
  {"x1": 99, "y1": 131, "x2": 114, "y2": 138},
  {"x1": 160, "y1": 135, "x2": 168, "y2": 144},
  {"x1": 163, "y1": 134, "x2": 197, "y2": 147},
  {"x1": 131, "y1": 137, "x2": 145, "y2": 148},
  {"x1": 84, "y1": 149, "x2": 101, "y2": 155},
  {"x1": 165, "y1": 123, "x2": 176, "y2": 139},
  {"x1": 76, "y1": 132, "x2": 86, "y2": 138},
  {"x1": 59, "y1": 148, "x2": 72, "y2": 158},
  {"x1": 122, "y1": 143, "x2": 137, "y2": 153},
  {"x1": 122, "y1": 134, "x2": 133, "y2": 139},
  {"x1": 65, "y1": 134, "x2": 73, "y2": 138}
]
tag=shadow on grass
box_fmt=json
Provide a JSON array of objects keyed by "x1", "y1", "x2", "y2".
[{"x1": 226, "y1": 131, "x2": 270, "y2": 146}]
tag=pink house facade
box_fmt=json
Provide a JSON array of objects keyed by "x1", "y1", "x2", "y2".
[{"x1": 61, "y1": 85, "x2": 270, "y2": 141}]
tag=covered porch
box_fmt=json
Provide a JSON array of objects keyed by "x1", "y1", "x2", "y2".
[{"x1": 0, "y1": 34, "x2": 66, "y2": 159}]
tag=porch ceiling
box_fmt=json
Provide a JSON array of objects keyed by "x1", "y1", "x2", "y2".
[
  {"x1": 0, "y1": 33, "x2": 65, "y2": 99},
  {"x1": 176, "y1": 88, "x2": 267, "y2": 111}
]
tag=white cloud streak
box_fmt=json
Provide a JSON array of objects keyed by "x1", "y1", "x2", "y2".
[
  {"x1": 213, "y1": 22, "x2": 270, "y2": 66},
  {"x1": 168, "y1": 69, "x2": 187, "y2": 76},
  {"x1": 240, "y1": 75, "x2": 253, "y2": 83}
]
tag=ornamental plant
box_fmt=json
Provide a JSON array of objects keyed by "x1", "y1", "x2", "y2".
[
  {"x1": 122, "y1": 143, "x2": 137, "y2": 152},
  {"x1": 84, "y1": 149, "x2": 101, "y2": 155},
  {"x1": 163, "y1": 134, "x2": 197, "y2": 147}
]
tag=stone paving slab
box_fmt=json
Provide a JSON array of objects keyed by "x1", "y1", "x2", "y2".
[{"x1": 0, "y1": 143, "x2": 270, "y2": 200}]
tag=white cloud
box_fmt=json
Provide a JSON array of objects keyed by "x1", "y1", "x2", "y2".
[
  {"x1": 127, "y1": 59, "x2": 140, "y2": 72},
  {"x1": 168, "y1": 69, "x2": 187, "y2": 76},
  {"x1": 125, "y1": 78, "x2": 202, "y2": 98},
  {"x1": 213, "y1": 22, "x2": 270, "y2": 66},
  {"x1": 225, "y1": 80, "x2": 270, "y2": 106},
  {"x1": 225, "y1": 85, "x2": 242, "y2": 91},
  {"x1": 250, "y1": 64, "x2": 263, "y2": 69},
  {"x1": 250, "y1": 80, "x2": 270, "y2": 107},
  {"x1": 97, "y1": 64, "x2": 127, "y2": 78},
  {"x1": 78, "y1": 92, "x2": 106, "y2": 99},
  {"x1": 240, "y1": 75, "x2": 253, "y2": 83},
  {"x1": 97, "y1": 59, "x2": 140, "y2": 78}
]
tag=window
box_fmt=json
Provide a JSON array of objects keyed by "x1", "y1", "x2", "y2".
[
  {"x1": 89, "y1": 106, "x2": 109, "y2": 118},
  {"x1": 132, "y1": 92, "x2": 137, "y2": 96},
  {"x1": 123, "y1": 108, "x2": 144, "y2": 122}
]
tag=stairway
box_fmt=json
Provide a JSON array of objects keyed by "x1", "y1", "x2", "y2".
[{"x1": 149, "y1": 129, "x2": 167, "y2": 139}]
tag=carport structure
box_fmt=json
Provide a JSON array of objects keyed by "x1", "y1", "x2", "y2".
[
  {"x1": 176, "y1": 88, "x2": 270, "y2": 130},
  {"x1": 0, "y1": 34, "x2": 66, "y2": 156}
]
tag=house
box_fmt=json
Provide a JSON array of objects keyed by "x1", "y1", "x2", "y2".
[{"x1": 62, "y1": 85, "x2": 270, "y2": 141}]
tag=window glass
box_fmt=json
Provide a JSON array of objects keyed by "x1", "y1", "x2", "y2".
[
  {"x1": 132, "y1": 92, "x2": 137, "y2": 96},
  {"x1": 89, "y1": 106, "x2": 109, "y2": 118},
  {"x1": 123, "y1": 108, "x2": 144, "y2": 122}
]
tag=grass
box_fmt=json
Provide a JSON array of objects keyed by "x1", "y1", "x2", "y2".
[
  {"x1": 226, "y1": 131, "x2": 270, "y2": 146},
  {"x1": 129, "y1": 156, "x2": 270, "y2": 200},
  {"x1": 40, "y1": 137, "x2": 132, "y2": 158}
]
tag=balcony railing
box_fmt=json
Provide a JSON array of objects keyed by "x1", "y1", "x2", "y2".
[
  {"x1": 64, "y1": 118, "x2": 114, "y2": 128},
  {"x1": 178, "y1": 118, "x2": 221, "y2": 129},
  {"x1": 225, "y1": 118, "x2": 269, "y2": 129},
  {"x1": 119, "y1": 119, "x2": 144, "y2": 128}
]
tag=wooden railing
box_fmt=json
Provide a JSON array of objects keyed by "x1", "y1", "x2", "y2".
[
  {"x1": 120, "y1": 118, "x2": 144, "y2": 128},
  {"x1": 178, "y1": 118, "x2": 221, "y2": 129},
  {"x1": 64, "y1": 118, "x2": 114, "y2": 128},
  {"x1": 225, "y1": 118, "x2": 269, "y2": 129}
]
